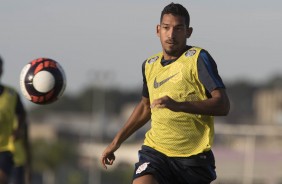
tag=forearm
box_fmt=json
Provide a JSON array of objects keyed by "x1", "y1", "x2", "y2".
[
  {"x1": 187, "y1": 89, "x2": 230, "y2": 116},
  {"x1": 112, "y1": 98, "x2": 151, "y2": 146},
  {"x1": 151, "y1": 89, "x2": 230, "y2": 116},
  {"x1": 179, "y1": 96, "x2": 229, "y2": 116}
]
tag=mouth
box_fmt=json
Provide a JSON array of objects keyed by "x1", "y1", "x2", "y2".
[{"x1": 166, "y1": 40, "x2": 177, "y2": 45}]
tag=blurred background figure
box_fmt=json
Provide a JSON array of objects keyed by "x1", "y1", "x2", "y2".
[{"x1": 0, "y1": 56, "x2": 30, "y2": 184}]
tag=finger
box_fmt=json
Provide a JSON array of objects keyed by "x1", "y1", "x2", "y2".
[
  {"x1": 101, "y1": 153, "x2": 116, "y2": 169},
  {"x1": 101, "y1": 154, "x2": 108, "y2": 169},
  {"x1": 157, "y1": 104, "x2": 165, "y2": 108},
  {"x1": 110, "y1": 159, "x2": 114, "y2": 165},
  {"x1": 106, "y1": 158, "x2": 113, "y2": 165},
  {"x1": 106, "y1": 155, "x2": 115, "y2": 165},
  {"x1": 152, "y1": 102, "x2": 164, "y2": 108},
  {"x1": 151, "y1": 99, "x2": 161, "y2": 108}
]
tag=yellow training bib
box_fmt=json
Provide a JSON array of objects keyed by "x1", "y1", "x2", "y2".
[{"x1": 144, "y1": 47, "x2": 214, "y2": 157}]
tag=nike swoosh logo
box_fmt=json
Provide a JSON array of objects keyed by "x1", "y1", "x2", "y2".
[{"x1": 154, "y1": 73, "x2": 179, "y2": 88}]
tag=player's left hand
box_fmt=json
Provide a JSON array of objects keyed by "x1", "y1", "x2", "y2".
[
  {"x1": 101, "y1": 142, "x2": 119, "y2": 169},
  {"x1": 150, "y1": 96, "x2": 180, "y2": 111}
]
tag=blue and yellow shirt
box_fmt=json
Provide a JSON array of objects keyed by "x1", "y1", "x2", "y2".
[{"x1": 142, "y1": 46, "x2": 225, "y2": 157}]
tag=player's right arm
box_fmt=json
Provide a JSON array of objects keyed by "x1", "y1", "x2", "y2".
[
  {"x1": 100, "y1": 96, "x2": 151, "y2": 169},
  {"x1": 13, "y1": 94, "x2": 26, "y2": 140}
]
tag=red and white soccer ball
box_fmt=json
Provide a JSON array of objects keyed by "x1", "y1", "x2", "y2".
[{"x1": 20, "y1": 58, "x2": 66, "y2": 104}]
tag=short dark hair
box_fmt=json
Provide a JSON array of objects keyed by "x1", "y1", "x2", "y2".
[{"x1": 160, "y1": 3, "x2": 190, "y2": 27}]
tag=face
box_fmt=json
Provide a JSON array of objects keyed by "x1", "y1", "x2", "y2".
[{"x1": 157, "y1": 13, "x2": 193, "y2": 59}]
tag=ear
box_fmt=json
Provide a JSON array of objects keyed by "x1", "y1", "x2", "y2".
[
  {"x1": 156, "y1": 25, "x2": 161, "y2": 37},
  {"x1": 186, "y1": 27, "x2": 193, "y2": 38}
]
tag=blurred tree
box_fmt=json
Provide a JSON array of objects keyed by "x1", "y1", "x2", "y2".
[
  {"x1": 29, "y1": 87, "x2": 141, "y2": 115},
  {"x1": 225, "y1": 80, "x2": 258, "y2": 124},
  {"x1": 101, "y1": 166, "x2": 134, "y2": 184},
  {"x1": 28, "y1": 75, "x2": 282, "y2": 124},
  {"x1": 31, "y1": 139, "x2": 77, "y2": 184},
  {"x1": 264, "y1": 75, "x2": 282, "y2": 88},
  {"x1": 225, "y1": 75, "x2": 282, "y2": 124},
  {"x1": 67, "y1": 169, "x2": 84, "y2": 184}
]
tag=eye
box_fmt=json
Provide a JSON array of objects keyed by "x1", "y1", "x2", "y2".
[
  {"x1": 163, "y1": 26, "x2": 169, "y2": 30},
  {"x1": 175, "y1": 27, "x2": 184, "y2": 31}
]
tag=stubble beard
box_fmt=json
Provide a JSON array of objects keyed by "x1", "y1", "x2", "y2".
[
  {"x1": 164, "y1": 48, "x2": 178, "y2": 57},
  {"x1": 163, "y1": 45, "x2": 184, "y2": 58}
]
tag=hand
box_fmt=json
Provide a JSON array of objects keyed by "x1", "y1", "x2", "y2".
[
  {"x1": 150, "y1": 95, "x2": 180, "y2": 112},
  {"x1": 100, "y1": 143, "x2": 120, "y2": 169}
]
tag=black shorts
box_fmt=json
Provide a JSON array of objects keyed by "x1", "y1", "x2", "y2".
[
  {"x1": 133, "y1": 146, "x2": 217, "y2": 184},
  {"x1": 0, "y1": 151, "x2": 14, "y2": 176}
]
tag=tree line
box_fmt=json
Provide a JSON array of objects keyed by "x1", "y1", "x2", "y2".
[{"x1": 29, "y1": 75, "x2": 282, "y2": 124}]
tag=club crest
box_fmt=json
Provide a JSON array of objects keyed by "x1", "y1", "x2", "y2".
[
  {"x1": 136, "y1": 162, "x2": 150, "y2": 174},
  {"x1": 185, "y1": 49, "x2": 196, "y2": 57},
  {"x1": 148, "y1": 56, "x2": 159, "y2": 64}
]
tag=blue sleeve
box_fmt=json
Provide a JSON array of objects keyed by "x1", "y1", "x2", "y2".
[
  {"x1": 142, "y1": 60, "x2": 149, "y2": 98},
  {"x1": 197, "y1": 50, "x2": 225, "y2": 94}
]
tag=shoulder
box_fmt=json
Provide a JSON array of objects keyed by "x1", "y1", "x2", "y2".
[
  {"x1": 145, "y1": 52, "x2": 162, "y2": 65},
  {"x1": 197, "y1": 49, "x2": 218, "y2": 68},
  {"x1": 2, "y1": 85, "x2": 19, "y2": 97},
  {"x1": 198, "y1": 49, "x2": 212, "y2": 58},
  {"x1": 183, "y1": 46, "x2": 203, "y2": 58}
]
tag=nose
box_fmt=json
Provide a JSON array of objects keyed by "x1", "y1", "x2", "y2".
[{"x1": 168, "y1": 27, "x2": 176, "y2": 39}]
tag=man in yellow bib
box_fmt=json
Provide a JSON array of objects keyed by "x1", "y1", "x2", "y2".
[
  {"x1": 0, "y1": 57, "x2": 29, "y2": 184},
  {"x1": 101, "y1": 3, "x2": 230, "y2": 184}
]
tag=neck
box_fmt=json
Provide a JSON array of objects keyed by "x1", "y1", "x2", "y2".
[{"x1": 162, "y1": 45, "x2": 189, "y2": 60}]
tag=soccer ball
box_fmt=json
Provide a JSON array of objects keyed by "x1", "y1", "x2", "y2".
[{"x1": 20, "y1": 58, "x2": 66, "y2": 104}]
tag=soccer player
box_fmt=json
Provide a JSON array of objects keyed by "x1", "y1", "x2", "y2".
[
  {"x1": 101, "y1": 3, "x2": 230, "y2": 184},
  {"x1": 0, "y1": 56, "x2": 29, "y2": 184}
]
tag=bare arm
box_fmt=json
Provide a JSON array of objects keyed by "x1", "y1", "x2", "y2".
[
  {"x1": 13, "y1": 95, "x2": 26, "y2": 140},
  {"x1": 151, "y1": 88, "x2": 230, "y2": 116},
  {"x1": 101, "y1": 97, "x2": 151, "y2": 169}
]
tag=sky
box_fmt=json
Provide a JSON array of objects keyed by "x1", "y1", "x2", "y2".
[{"x1": 1, "y1": 0, "x2": 282, "y2": 101}]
